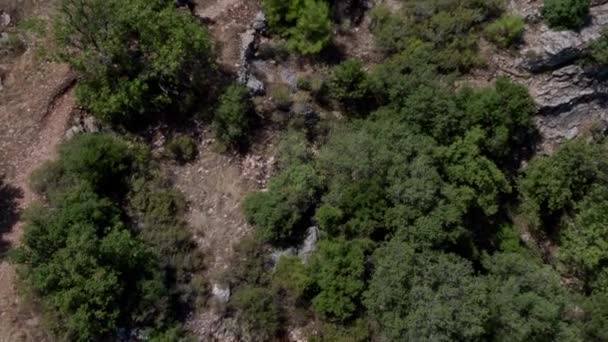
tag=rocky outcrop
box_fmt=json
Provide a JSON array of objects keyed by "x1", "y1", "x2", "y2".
[
  {"x1": 237, "y1": 14, "x2": 267, "y2": 95},
  {"x1": 519, "y1": 3, "x2": 608, "y2": 73},
  {"x1": 493, "y1": 1, "x2": 608, "y2": 150}
]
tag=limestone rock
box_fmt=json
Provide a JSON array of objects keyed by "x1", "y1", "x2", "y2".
[
  {"x1": 252, "y1": 11, "x2": 267, "y2": 32},
  {"x1": 298, "y1": 226, "x2": 320, "y2": 262},
  {"x1": 520, "y1": 3, "x2": 608, "y2": 73},
  {"x1": 211, "y1": 283, "x2": 231, "y2": 304}
]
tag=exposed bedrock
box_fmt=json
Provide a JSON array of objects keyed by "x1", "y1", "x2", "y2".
[{"x1": 498, "y1": 1, "x2": 608, "y2": 150}]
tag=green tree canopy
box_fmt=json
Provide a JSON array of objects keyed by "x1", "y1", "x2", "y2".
[
  {"x1": 310, "y1": 239, "x2": 370, "y2": 321},
  {"x1": 54, "y1": 0, "x2": 213, "y2": 124},
  {"x1": 364, "y1": 241, "x2": 488, "y2": 341}
]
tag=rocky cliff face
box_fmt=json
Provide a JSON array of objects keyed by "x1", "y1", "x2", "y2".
[{"x1": 494, "y1": 0, "x2": 608, "y2": 152}]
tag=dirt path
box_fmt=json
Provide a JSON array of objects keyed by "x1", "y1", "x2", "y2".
[{"x1": 0, "y1": 43, "x2": 75, "y2": 340}]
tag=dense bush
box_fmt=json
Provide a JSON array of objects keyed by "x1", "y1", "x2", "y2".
[
  {"x1": 243, "y1": 164, "x2": 321, "y2": 243},
  {"x1": 560, "y1": 188, "x2": 608, "y2": 288},
  {"x1": 15, "y1": 133, "x2": 200, "y2": 340},
  {"x1": 483, "y1": 252, "x2": 578, "y2": 341},
  {"x1": 365, "y1": 241, "x2": 488, "y2": 341},
  {"x1": 588, "y1": 30, "x2": 608, "y2": 65},
  {"x1": 54, "y1": 0, "x2": 213, "y2": 124},
  {"x1": 230, "y1": 286, "x2": 280, "y2": 341},
  {"x1": 371, "y1": 0, "x2": 503, "y2": 72},
  {"x1": 484, "y1": 15, "x2": 525, "y2": 48},
  {"x1": 327, "y1": 59, "x2": 374, "y2": 114},
  {"x1": 519, "y1": 139, "x2": 608, "y2": 227},
  {"x1": 310, "y1": 239, "x2": 369, "y2": 320},
  {"x1": 212, "y1": 84, "x2": 252, "y2": 148},
  {"x1": 262, "y1": 0, "x2": 331, "y2": 54},
  {"x1": 542, "y1": 0, "x2": 590, "y2": 30},
  {"x1": 166, "y1": 135, "x2": 197, "y2": 163}
]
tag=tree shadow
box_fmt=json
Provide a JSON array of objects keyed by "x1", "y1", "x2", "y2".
[{"x1": 0, "y1": 176, "x2": 23, "y2": 258}]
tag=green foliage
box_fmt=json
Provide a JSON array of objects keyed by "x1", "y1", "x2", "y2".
[
  {"x1": 54, "y1": 0, "x2": 213, "y2": 124},
  {"x1": 15, "y1": 185, "x2": 167, "y2": 340},
  {"x1": 484, "y1": 15, "x2": 525, "y2": 48},
  {"x1": 364, "y1": 241, "x2": 488, "y2": 341},
  {"x1": 271, "y1": 84, "x2": 293, "y2": 111},
  {"x1": 560, "y1": 188, "x2": 608, "y2": 287},
  {"x1": 519, "y1": 139, "x2": 608, "y2": 228},
  {"x1": 29, "y1": 134, "x2": 144, "y2": 198},
  {"x1": 230, "y1": 286, "x2": 280, "y2": 341},
  {"x1": 483, "y1": 252, "x2": 578, "y2": 341},
  {"x1": 588, "y1": 30, "x2": 608, "y2": 65},
  {"x1": 496, "y1": 224, "x2": 525, "y2": 253},
  {"x1": 457, "y1": 77, "x2": 536, "y2": 164},
  {"x1": 166, "y1": 135, "x2": 197, "y2": 163},
  {"x1": 308, "y1": 319, "x2": 370, "y2": 342},
  {"x1": 310, "y1": 239, "x2": 369, "y2": 321},
  {"x1": 581, "y1": 291, "x2": 608, "y2": 341},
  {"x1": 287, "y1": 0, "x2": 332, "y2": 55},
  {"x1": 327, "y1": 59, "x2": 374, "y2": 114},
  {"x1": 272, "y1": 256, "x2": 312, "y2": 300},
  {"x1": 262, "y1": 0, "x2": 331, "y2": 55},
  {"x1": 213, "y1": 84, "x2": 252, "y2": 148},
  {"x1": 15, "y1": 133, "x2": 199, "y2": 340},
  {"x1": 542, "y1": 0, "x2": 590, "y2": 30},
  {"x1": 371, "y1": 0, "x2": 503, "y2": 72},
  {"x1": 243, "y1": 164, "x2": 321, "y2": 243},
  {"x1": 276, "y1": 130, "x2": 312, "y2": 170}
]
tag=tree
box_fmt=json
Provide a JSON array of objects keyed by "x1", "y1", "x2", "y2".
[
  {"x1": 364, "y1": 241, "x2": 488, "y2": 341},
  {"x1": 327, "y1": 59, "x2": 374, "y2": 114},
  {"x1": 310, "y1": 239, "x2": 369, "y2": 321},
  {"x1": 483, "y1": 252, "x2": 579, "y2": 341},
  {"x1": 518, "y1": 139, "x2": 608, "y2": 228},
  {"x1": 16, "y1": 133, "x2": 200, "y2": 340},
  {"x1": 15, "y1": 185, "x2": 166, "y2": 341},
  {"x1": 560, "y1": 188, "x2": 608, "y2": 288},
  {"x1": 54, "y1": 0, "x2": 213, "y2": 124},
  {"x1": 542, "y1": 0, "x2": 590, "y2": 30},
  {"x1": 212, "y1": 84, "x2": 252, "y2": 148}
]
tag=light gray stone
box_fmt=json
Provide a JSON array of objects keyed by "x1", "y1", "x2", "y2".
[{"x1": 297, "y1": 226, "x2": 319, "y2": 262}]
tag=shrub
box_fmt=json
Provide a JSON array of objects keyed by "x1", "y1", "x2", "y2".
[
  {"x1": 589, "y1": 31, "x2": 608, "y2": 65},
  {"x1": 370, "y1": 0, "x2": 502, "y2": 72},
  {"x1": 212, "y1": 84, "x2": 252, "y2": 148},
  {"x1": 29, "y1": 133, "x2": 143, "y2": 198},
  {"x1": 271, "y1": 84, "x2": 293, "y2": 111},
  {"x1": 518, "y1": 139, "x2": 608, "y2": 228},
  {"x1": 327, "y1": 59, "x2": 374, "y2": 114},
  {"x1": 484, "y1": 15, "x2": 525, "y2": 48},
  {"x1": 311, "y1": 239, "x2": 369, "y2": 321},
  {"x1": 542, "y1": 0, "x2": 590, "y2": 30},
  {"x1": 286, "y1": 0, "x2": 332, "y2": 54},
  {"x1": 243, "y1": 164, "x2": 321, "y2": 243},
  {"x1": 297, "y1": 77, "x2": 313, "y2": 91},
  {"x1": 16, "y1": 133, "x2": 200, "y2": 340},
  {"x1": 166, "y1": 135, "x2": 197, "y2": 163},
  {"x1": 230, "y1": 286, "x2": 280, "y2": 340},
  {"x1": 14, "y1": 185, "x2": 168, "y2": 340},
  {"x1": 272, "y1": 256, "x2": 312, "y2": 300},
  {"x1": 262, "y1": 0, "x2": 331, "y2": 55},
  {"x1": 54, "y1": 0, "x2": 214, "y2": 124}
]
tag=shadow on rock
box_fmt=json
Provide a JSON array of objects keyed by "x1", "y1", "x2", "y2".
[{"x1": 0, "y1": 176, "x2": 22, "y2": 257}]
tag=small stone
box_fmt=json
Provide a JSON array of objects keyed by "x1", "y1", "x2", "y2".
[{"x1": 211, "y1": 283, "x2": 231, "y2": 303}]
